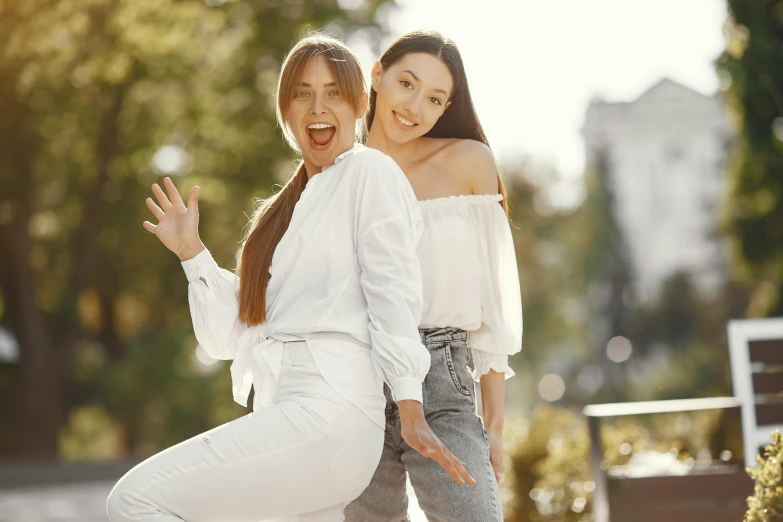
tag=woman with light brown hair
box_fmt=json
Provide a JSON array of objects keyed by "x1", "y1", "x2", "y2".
[{"x1": 106, "y1": 33, "x2": 473, "y2": 522}]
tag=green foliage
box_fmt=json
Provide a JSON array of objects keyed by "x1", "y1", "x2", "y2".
[
  {"x1": 502, "y1": 407, "x2": 591, "y2": 522},
  {"x1": 502, "y1": 153, "x2": 738, "y2": 412},
  {"x1": 745, "y1": 430, "x2": 783, "y2": 522},
  {"x1": 717, "y1": 0, "x2": 783, "y2": 317},
  {"x1": 623, "y1": 271, "x2": 741, "y2": 403},
  {"x1": 501, "y1": 163, "x2": 600, "y2": 409}
]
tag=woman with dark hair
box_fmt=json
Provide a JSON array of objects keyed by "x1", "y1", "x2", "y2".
[
  {"x1": 345, "y1": 31, "x2": 523, "y2": 522},
  {"x1": 106, "y1": 33, "x2": 473, "y2": 522}
]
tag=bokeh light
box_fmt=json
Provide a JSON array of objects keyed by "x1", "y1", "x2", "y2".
[
  {"x1": 538, "y1": 373, "x2": 566, "y2": 402},
  {"x1": 152, "y1": 145, "x2": 189, "y2": 176},
  {"x1": 606, "y1": 336, "x2": 633, "y2": 363}
]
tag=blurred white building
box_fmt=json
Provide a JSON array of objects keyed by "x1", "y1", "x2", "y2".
[{"x1": 582, "y1": 78, "x2": 734, "y2": 299}]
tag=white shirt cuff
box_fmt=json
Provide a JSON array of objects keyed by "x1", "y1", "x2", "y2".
[
  {"x1": 470, "y1": 350, "x2": 515, "y2": 382},
  {"x1": 181, "y1": 248, "x2": 217, "y2": 283},
  {"x1": 389, "y1": 376, "x2": 424, "y2": 404}
]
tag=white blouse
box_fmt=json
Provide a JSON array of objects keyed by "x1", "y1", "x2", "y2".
[
  {"x1": 417, "y1": 194, "x2": 522, "y2": 381},
  {"x1": 181, "y1": 144, "x2": 430, "y2": 427}
]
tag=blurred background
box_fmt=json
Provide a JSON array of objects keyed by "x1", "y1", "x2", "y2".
[{"x1": 1, "y1": 0, "x2": 781, "y2": 520}]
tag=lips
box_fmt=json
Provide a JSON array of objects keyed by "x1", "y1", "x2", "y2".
[
  {"x1": 392, "y1": 110, "x2": 418, "y2": 130},
  {"x1": 307, "y1": 125, "x2": 336, "y2": 151}
]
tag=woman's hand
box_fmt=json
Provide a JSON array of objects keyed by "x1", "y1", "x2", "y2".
[
  {"x1": 487, "y1": 429, "x2": 504, "y2": 482},
  {"x1": 143, "y1": 177, "x2": 205, "y2": 261},
  {"x1": 397, "y1": 400, "x2": 477, "y2": 486}
]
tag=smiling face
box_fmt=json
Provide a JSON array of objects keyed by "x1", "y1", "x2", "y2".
[
  {"x1": 371, "y1": 52, "x2": 453, "y2": 145},
  {"x1": 284, "y1": 55, "x2": 366, "y2": 175}
]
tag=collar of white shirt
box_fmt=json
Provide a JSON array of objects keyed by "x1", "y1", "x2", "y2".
[{"x1": 328, "y1": 142, "x2": 363, "y2": 170}]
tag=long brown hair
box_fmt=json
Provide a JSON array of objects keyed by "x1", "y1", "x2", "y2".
[
  {"x1": 238, "y1": 34, "x2": 366, "y2": 326},
  {"x1": 366, "y1": 30, "x2": 509, "y2": 215}
]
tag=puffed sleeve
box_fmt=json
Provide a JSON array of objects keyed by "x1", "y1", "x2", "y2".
[
  {"x1": 468, "y1": 198, "x2": 523, "y2": 381},
  {"x1": 353, "y1": 149, "x2": 431, "y2": 404},
  {"x1": 180, "y1": 248, "x2": 247, "y2": 362}
]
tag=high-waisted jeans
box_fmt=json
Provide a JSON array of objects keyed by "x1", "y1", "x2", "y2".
[
  {"x1": 344, "y1": 327, "x2": 503, "y2": 522},
  {"x1": 107, "y1": 341, "x2": 384, "y2": 522}
]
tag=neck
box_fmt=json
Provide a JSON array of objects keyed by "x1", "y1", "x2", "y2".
[
  {"x1": 365, "y1": 123, "x2": 421, "y2": 171},
  {"x1": 304, "y1": 163, "x2": 321, "y2": 180},
  {"x1": 303, "y1": 144, "x2": 357, "y2": 179}
]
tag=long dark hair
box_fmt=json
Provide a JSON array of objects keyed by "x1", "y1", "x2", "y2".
[
  {"x1": 366, "y1": 30, "x2": 508, "y2": 214},
  {"x1": 238, "y1": 34, "x2": 366, "y2": 326}
]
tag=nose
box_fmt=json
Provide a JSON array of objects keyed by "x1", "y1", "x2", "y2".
[
  {"x1": 310, "y1": 92, "x2": 328, "y2": 115},
  {"x1": 405, "y1": 93, "x2": 424, "y2": 117}
]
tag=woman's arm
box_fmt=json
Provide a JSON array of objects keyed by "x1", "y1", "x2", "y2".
[
  {"x1": 479, "y1": 370, "x2": 506, "y2": 482},
  {"x1": 452, "y1": 140, "x2": 522, "y2": 483},
  {"x1": 354, "y1": 149, "x2": 476, "y2": 486},
  {"x1": 144, "y1": 177, "x2": 245, "y2": 361}
]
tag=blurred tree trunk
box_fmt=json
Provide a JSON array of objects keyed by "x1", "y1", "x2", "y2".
[
  {"x1": 56, "y1": 80, "x2": 132, "y2": 397},
  {"x1": 6, "y1": 171, "x2": 61, "y2": 460},
  {"x1": 585, "y1": 149, "x2": 637, "y2": 400}
]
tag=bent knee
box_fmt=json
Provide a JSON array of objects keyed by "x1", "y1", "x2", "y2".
[
  {"x1": 106, "y1": 484, "x2": 130, "y2": 521},
  {"x1": 106, "y1": 478, "x2": 148, "y2": 522}
]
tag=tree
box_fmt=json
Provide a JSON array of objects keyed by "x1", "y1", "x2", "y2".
[
  {"x1": 576, "y1": 149, "x2": 638, "y2": 401},
  {"x1": 501, "y1": 161, "x2": 599, "y2": 410},
  {"x1": 716, "y1": 0, "x2": 783, "y2": 317},
  {"x1": 502, "y1": 149, "x2": 641, "y2": 409}
]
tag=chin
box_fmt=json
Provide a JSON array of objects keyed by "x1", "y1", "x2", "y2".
[
  {"x1": 304, "y1": 149, "x2": 337, "y2": 168},
  {"x1": 390, "y1": 126, "x2": 421, "y2": 145}
]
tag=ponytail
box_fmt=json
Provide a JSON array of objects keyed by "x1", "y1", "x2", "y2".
[{"x1": 238, "y1": 163, "x2": 308, "y2": 325}]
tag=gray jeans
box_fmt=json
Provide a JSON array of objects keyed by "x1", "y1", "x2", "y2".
[{"x1": 344, "y1": 327, "x2": 503, "y2": 522}]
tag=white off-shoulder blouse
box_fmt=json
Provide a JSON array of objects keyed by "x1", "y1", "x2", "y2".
[
  {"x1": 181, "y1": 145, "x2": 430, "y2": 428},
  {"x1": 417, "y1": 194, "x2": 522, "y2": 381}
]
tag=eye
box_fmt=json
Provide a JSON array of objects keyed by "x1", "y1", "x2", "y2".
[
  {"x1": 400, "y1": 80, "x2": 413, "y2": 89},
  {"x1": 297, "y1": 91, "x2": 310, "y2": 98},
  {"x1": 330, "y1": 89, "x2": 340, "y2": 96},
  {"x1": 429, "y1": 97, "x2": 442, "y2": 106}
]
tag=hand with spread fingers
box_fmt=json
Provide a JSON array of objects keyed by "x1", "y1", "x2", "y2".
[
  {"x1": 143, "y1": 177, "x2": 205, "y2": 262},
  {"x1": 397, "y1": 400, "x2": 477, "y2": 486}
]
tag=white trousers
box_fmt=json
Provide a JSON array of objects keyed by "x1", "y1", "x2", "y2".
[{"x1": 107, "y1": 341, "x2": 384, "y2": 522}]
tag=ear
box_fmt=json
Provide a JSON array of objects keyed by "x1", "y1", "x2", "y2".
[
  {"x1": 356, "y1": 89, "x2": 369, "y2": 119},
  {"x1": 370, "y1": 60, "x2": 382, "y2": 90},
  {"x1": 444, "y1": 100, "x2": 452, "y2": 111}
]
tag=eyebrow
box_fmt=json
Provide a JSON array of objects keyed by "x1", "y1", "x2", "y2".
[
  {"x1": 297, "y1": 82, "x2": 338, "y2": 88},
  {"x1": 400, "y1": 70, "x2": 448, "y2": 97}
]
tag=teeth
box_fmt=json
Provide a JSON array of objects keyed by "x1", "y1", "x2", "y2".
[
  {"x1": 395, "y1": 113, "x2": 415, "y2": 127},
  {"x1": 307, "y1": 123, "x2": 334, "y2": 130}
]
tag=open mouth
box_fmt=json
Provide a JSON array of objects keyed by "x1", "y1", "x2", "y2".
[
  {"x1": 393, "y1": 111, "x2": 417, "y2": 129},
  {"x1": 307, "y1": 123, "x2": 336, "y2": 151}
]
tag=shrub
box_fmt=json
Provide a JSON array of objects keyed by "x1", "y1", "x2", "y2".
[{"x1": 745, "y1": 430, "x2": 783, "y2": 522}]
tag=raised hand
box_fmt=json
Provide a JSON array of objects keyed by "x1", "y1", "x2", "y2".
[
  {"x1": 143, "y1": 177, "x2": 205, "y2": 261},
  {"x1": 397, "y1": 400, "x2": 477, "y2": 486}
]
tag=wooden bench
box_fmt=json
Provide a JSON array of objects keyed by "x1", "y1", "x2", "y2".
[{"x1": 728, "y1": 317, "x2": 783, "y2": 468}]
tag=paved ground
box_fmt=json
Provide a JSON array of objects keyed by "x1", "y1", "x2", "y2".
[{"x1": 0, "y1": 478, "x2": 427, "y2": 521}]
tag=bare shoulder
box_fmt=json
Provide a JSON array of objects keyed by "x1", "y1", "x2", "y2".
[{"x1": 442, "y1": 139, "x2": 499, "y2": 195}]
